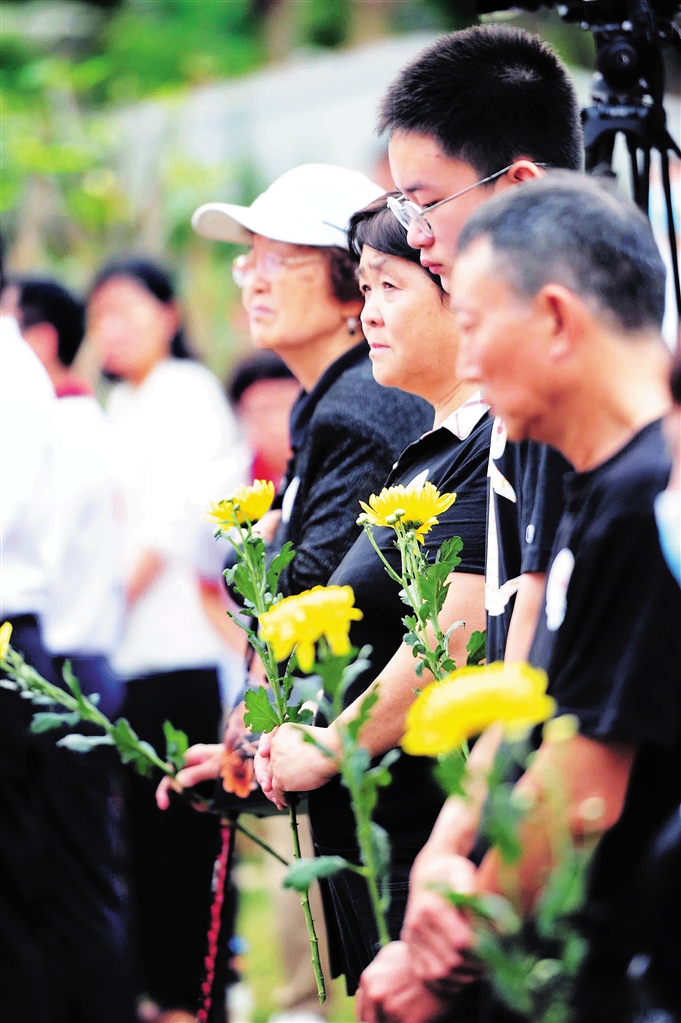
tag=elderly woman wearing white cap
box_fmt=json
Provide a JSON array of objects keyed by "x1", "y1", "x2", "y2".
[{"x1": 158, "y1": 164, "x2": 432, "y2": 1022}]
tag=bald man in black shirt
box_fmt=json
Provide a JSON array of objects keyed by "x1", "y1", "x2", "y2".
[{"x1": 358, "y1": 177, "x2": 680, "y2": 1023}]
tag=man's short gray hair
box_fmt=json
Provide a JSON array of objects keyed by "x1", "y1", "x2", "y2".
[{"x1": 457, "y1": 172, "x2": 666, "y2": 333}]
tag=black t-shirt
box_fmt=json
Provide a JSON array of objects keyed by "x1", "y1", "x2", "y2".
[
  {"x1": 486, "y1": 417, "x2": 570, "y2": 662},
  {"x1": 529, "y1": 419, "x2": 681, "y2": 1023},
  {"x1": 308, "y1": 402, "x2": 492, "y2": 863}
]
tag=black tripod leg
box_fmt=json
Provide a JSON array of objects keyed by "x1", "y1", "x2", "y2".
[{"x1": 660, "y1": 146, "x2": 681, "y2": 317}]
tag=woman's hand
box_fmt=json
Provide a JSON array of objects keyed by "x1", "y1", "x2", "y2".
[
  {"x1": 255, "y1": 723, "x2": 340, "y2": 808},
  {"x1": 155, "y1": 743, "x2": 223, "y2": 809},
  {"x1": 270, "y1": 722, "x2": 340, "y2": 794}
]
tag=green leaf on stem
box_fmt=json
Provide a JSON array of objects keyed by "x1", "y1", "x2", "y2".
[
  {"x1": 30, "y1": 710, "x2": 81, "y2": 733},
  {"x1": 466, "y1": 630, "x2": 487, "y2": 666},
  {"x1": 266, "y1": 541, "x2": 295, "y2": 596},
  {"x1": 367, "y1": 748, "x2": 400, "y2": 788},
  {"x1": 476, "y1": 931, "x2": 535, "y2": 1014},
  {"x1": 481, "y1": 782, "x2": 524, "y2": 865},
  {"x1": 437, "y1": 536, "x2": 464, "y2": 572},
  {"x1": 434, "y1": 747, "x2": 468, "y2": 797},
  {"x1": 110, "y1": 718, "x2": 154, "y2": 776},
  {"x1": 370, "y1": 822, "x2": 391, "y2": 887},
  {"x1": 244, "y1": 685, "x2": 281, "y2": 733},
  {"x1": 163, "y1": 720, "x2": 189, "y2": 772},
  {"x1": 56, "y1": 733, "x2": 115, "y2": 753},
  {"x1": 535, "y1": 848, "x2": 588, "y2": 939},
  {"x1": 346, "y1": 686, "x2": 379, "y2": 744},
  {"x1": 287, "y1": 704, "x2": 314, "y2": 725},
  {"x1": 283, "y1": 855, "x2": 350, "y2": 891}
]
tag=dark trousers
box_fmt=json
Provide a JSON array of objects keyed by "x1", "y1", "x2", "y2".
[
  {"x1": 123, "y1": 667, "x2": 223, "y2": 1012},
  {"x1": 316, "y1": 855, "x2": 411, "y2": 995},
  {"x1": 1, "y1": 616, "x2": 136, "y2": 1023}
]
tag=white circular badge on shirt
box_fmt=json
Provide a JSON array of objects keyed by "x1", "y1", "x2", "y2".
[{"x1": 545, "y1": 547, "x2": 575, "y2": 632}]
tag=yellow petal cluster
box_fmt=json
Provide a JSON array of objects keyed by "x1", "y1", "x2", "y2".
[
  {"x1": 205, "y1": 479, "x2": 275, "y2": 528},
  {"x1": 259, "y1": 585, "x2": 363, "y2": 673},
  {"x1": 359, "y1": 481, "x2": 456, "y2": 543},
  {"x1": 401, "y1": 661, "x2": 556, "y2": 756},
  {"x1": 0, "y1": 621, "x2": 12, "y2": 660}
]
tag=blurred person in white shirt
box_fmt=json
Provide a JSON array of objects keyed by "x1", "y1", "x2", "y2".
[
  {"x1": 9, "y1": 277, "x2": 125, "y2": 715},
  {"x1": 2, "y1": 275, "x2": 138, "y2": 1023},
  {"x1": 87, "y1": 256, "x2": 246, "y2": 1021},
  {"x1": 0, "y1": 283, "x2": 57, "y2": 1023}
]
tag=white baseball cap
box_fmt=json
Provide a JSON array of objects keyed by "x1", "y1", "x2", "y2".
[{"x1": 191, "y1": 163, "x2": 384, "y2": 249}]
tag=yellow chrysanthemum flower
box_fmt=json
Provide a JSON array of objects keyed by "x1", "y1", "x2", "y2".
[
  {"x1": 401, "y1": 661, "x2": 555, "y2": 756},
  {"x1": 0, "y1": 621, "x2": 12, "y2": 660},
  {"x1": 259, "y1": 585, "x2": 363, "y2": 673},
  {"x1": 205, "y1": 479, "x2": 275, "y2": 528},
  {"x1": 359, "y1": 481, "x2": 456, "y2": 543}
]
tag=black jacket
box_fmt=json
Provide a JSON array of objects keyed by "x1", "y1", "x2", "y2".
[{"x1": 272, "y1": 342, "x2": 432, "y2": 595}]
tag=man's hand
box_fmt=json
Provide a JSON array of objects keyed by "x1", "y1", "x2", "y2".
[
  {"x1": 155, "y1": 743, "x2": 223, "y2": 810},
  {"x1": 401, "y1": 854, "x2": 479, "y2": 986},
  {"x1": 356, "y1": 941, "x2": 450, "y2": 1023}
]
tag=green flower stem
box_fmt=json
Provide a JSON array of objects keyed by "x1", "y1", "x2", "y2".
[
  {"x1": 362, "y1": 521, "x2": 449, "y2": 682},
  {"x1": 288, "y1": 801, "x2": 326, "y2": 1004},
  {"x1": 222, "y1": 519, "x2": 326, "y2": 1003},
  {"x1": 340, "y1": 774, "x2": 388, "y2": 945},
  {"x1": 402, "y1": 538, "x2": 444, "y2": 681},
  {"x1": 226, "y1": 816, "x2": 290, "y2": 866}
]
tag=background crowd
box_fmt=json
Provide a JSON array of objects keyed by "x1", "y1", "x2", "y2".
[{"x1": 1, "y1": 3, "x2": 680, "y2": 1023}]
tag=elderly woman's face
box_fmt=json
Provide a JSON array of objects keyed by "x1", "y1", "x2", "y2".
[
  {"x1": 358, "y1": 245, "x2": 456, "y2": 400},
  {"x1": 240, "y1": 235, "x2": 349, "y2": 353}
]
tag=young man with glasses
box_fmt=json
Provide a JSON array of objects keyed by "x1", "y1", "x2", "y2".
[{"x1": 382, "y1": 24, "x2": 582, "y2": 669}]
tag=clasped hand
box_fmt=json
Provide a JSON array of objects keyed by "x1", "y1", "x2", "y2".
[
  {"x1": 357, "y1": 854, "x2": 481, "y2": 1023},
  {"x1": 254, "y1": 722, "x2": 340, "y2": 810}
]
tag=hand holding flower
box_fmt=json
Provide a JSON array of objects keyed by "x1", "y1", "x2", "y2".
[
  {"x1": 269, "y1": 722, "x2": 340, "y2": 796},
  {"x1": 356, "y1": 941, "x2": 450, "y2": 1023},
  {"x1": 401, "y1": 854, "x2": 479, "y2": 986}
]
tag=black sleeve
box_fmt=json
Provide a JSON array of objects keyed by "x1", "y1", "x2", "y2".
[
  {"x1": 544, "y1": 513, "x2": 681, "y2": 747},
  {"x1": 520, "y1": 444, "x2": 571, "y2": 575},
  {"x1": 276, "y1": 419, "x2": 398, "y2": 596},
  {"x1": 422, "y1": 467, "x2": 488, "y2": 576}
]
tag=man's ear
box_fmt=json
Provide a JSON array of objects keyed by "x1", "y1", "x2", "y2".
[
  {"x1": 533, "y1": 284, "x2": 588, "y2": 363},
  {"x1": 498, "y1": 160, "x2": 544, "y2": 192},
  {"x1": 22, "y1": 321, "x2": 59, "y2": 368}
]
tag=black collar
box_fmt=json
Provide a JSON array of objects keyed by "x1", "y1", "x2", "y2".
[{"x1": 289, "y1": 341, "x2": 369, "y2": 453}]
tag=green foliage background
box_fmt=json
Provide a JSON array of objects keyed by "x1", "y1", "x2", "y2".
[{"x1": 1, "y1": 0, "x2": 595, "y2": 376}]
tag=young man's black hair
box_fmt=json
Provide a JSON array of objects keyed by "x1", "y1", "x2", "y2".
[
  {"x1": 379, "y1": 24, "x2": 583, "y2": 177},
  {"x1": 15, "y1": 277, "x2": 85, "y2": 368}
]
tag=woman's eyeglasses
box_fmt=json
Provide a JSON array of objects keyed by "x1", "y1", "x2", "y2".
[
  {"x1": 386, "y1": 163, "x2": 546, "y2": 238},
  {"x1": 232, "y1": 251, "x2": 322, "y2": 288}
]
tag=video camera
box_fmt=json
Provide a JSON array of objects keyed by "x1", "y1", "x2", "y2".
[{"x1": 476, "y1": 0, "x2": 681, "y2": 313}]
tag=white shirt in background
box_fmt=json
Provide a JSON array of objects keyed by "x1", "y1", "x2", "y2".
[
  {"x1": 42, "y1": 394, "x2": 125, "y2": 657},
  {"x1": 107, "y1": 358, "x2": 247, "y2": 678},
  {"x1": 0, "y1": 315, "x2": 56, "y2": 619}
]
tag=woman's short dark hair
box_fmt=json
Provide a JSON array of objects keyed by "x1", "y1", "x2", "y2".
[
  {"x1": 89, "y1": 256, "x2": 193, "y2": 359},
  {"x1": 348, "y1": 194, "x2": 444, "y2": 291},
  {"x1": 326, "y1": 246, "x2": 362, "y2": 303}
]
